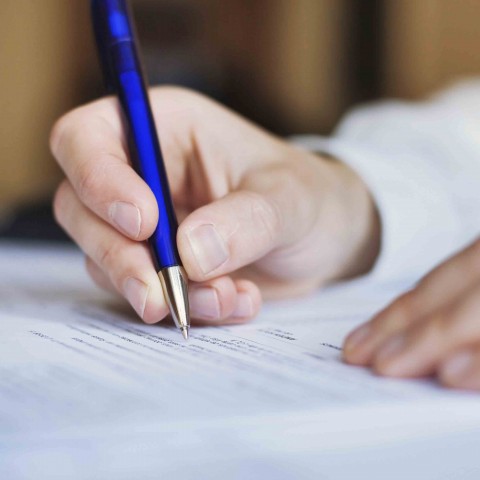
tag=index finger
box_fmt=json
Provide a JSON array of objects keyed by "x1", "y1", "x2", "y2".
[{"x1": 50, "y1": 97, "x2": 159, "y2": 240}]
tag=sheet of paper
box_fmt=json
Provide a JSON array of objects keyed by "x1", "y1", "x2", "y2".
[{"x1": 1, "y1": 242, "x2": 480, "y2": 480}]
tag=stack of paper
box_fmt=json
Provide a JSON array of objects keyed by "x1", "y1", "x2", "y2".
[{"x1": 1, "y1": 242, "x2": 479, "y2": 479}]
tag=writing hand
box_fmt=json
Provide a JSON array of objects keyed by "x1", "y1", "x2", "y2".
[{"x1": 51, "y1": 87, "x2": 379, "y2": 325}]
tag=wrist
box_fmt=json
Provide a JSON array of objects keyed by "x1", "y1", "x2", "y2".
[{"x1": 311, "y1": 153, "x2": 381, "y2": 281}]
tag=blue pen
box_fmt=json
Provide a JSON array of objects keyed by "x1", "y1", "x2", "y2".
[{"x1": 91, "y1": 0, "x2": 190, "y2": 339}]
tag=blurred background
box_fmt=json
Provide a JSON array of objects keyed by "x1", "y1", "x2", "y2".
[{"x1": 2, "y1": 0, "x2": 480, "y2": 241}]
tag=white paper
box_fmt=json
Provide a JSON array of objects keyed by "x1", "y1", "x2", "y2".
[{"x1": 1, "y1": 242, "x2": 480, "y2": 480}]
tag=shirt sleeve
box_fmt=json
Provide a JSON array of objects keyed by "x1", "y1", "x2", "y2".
[{"x1": 292, "y1": 79, "x2": 480, "y2": 283}]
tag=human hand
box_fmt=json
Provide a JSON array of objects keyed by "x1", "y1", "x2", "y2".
[
  {"x1": 51, "y1": 87, "x2": 379, "y2": 325},
  {"x1": 343, "y1": 238, "x2": 480, "y2": 390}
]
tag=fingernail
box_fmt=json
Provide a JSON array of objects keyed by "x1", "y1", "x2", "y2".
[
  {"x1": 110, "y1": 201, "x2": 141, "y2": 238},
  {"x1": 344, "y1": 324, "x2": 372, "y2": 353},
  {"x1": 189, "y1": 287, "x2": 221, "y2": 320},
  {"x1": 442, "y1": 351, "x2": 473, "y2": 382},
  {"x1": 187, "y1": 224, "x2": 229, "y2": 275},
  {"x1": 375, "y1": 335, "x2": 406, "y2": 363},
  {"x1": 232, "y1": 292, "x2": 254, "y2": 318},
  {"x1": 124, "y1": 277, "x2": 149, "y2": 318}
]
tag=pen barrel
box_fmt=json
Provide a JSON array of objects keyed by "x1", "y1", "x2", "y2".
[
  {"x1": 91, "y1": 0, "x2": 181, "y2": 270},
  {"x1": 118, "y1": 67, "x2": 180, "y2": 270}
]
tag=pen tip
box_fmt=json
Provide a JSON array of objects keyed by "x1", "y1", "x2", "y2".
[{"x1": 158, "y1": 266, "x2": 191, "y2": 342}]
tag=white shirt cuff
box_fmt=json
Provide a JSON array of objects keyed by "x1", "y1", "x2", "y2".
[{"x1": 292, "y1": 135, "x2": 463, "y2": 283}]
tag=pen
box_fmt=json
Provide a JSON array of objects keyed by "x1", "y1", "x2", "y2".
[{"x1": 91, "y1": 0, "x2": 190, "y2": 340}]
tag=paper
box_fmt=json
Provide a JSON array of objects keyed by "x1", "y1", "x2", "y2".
[{"x1": 1, "y1": 242, "x2": 480, "y2": 480}]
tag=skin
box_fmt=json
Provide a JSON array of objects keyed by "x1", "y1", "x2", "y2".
[
  {"x1": 343, "y1": 238, "x2": 480, "y2": 391},
  {"x1": 51, "y1": 87, "x2": 379, "y2": 327},
  {"x1": 52, "y1": 86, "x2": 480, "y2": 392}
]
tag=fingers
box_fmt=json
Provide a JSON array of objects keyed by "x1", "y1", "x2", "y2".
[
  {"x1": 344, "y1": 240, "x2": 480, "y2": 365},
  {"x1": 50, "y1": 87, "x2": 277, "y2": 246},
  {"x1": 58, "y1": 180, "x2": 261, "y2": 325},
  {"x1": 85, "y1": 256, "x2": 117, "y2": 294},
  {"x1": 440, "y1": 348, "x2": 480, "y2": 390},
  {"x1": 177, "y1": 158, "x2": 322, "y2": 283},
  {"x1": 189, "y1": 277, "x2": 261, "y2": 325},
  {"x1": 148, "y1": 86, "x2": 283, "y2": 190},
  {"x1": 178, "y1": 190, "x2": 282, "y2": 282},
  {"x1": 343, "y1": 290, "x2": 421, "y2": 365},
  {"x1": 50, "y1": 99, "x2": 159, "y2": 241},
  {"x1": 372, "y1": 283, "x2": 480, "y2": 378},
  {"x1": 86, "y1": 249, "x2": 261, "y2": 325},
  {"x1": 341, "y1": 238, "x2": 480, "y2": 390},
  {"x1": 411, "y1": 239, "x2": 480, "y2": 311},
  {"x1": 54, "y1": 180, "x2": 169, "y2": 324}
]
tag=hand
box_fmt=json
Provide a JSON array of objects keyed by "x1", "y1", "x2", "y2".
[
  {"x1": 51, "y1": 87, "x2": 379, "y2": 325},
  {"x1": 343, "y1": 238, "x2": 480, "y2": 390}
]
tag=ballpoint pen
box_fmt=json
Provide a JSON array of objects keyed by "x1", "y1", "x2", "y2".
[{"x1": 91, "y1": 0, "x2": 190, "y2": 340}]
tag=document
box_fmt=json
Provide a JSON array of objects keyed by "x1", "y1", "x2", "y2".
[{"x1": 1, "y1": 242, "x2": 480, "y2": 480}]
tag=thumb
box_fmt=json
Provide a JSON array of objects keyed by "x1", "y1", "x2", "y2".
[{"x1": 177, "y1": 190, "x2": 291, "y2": 282}]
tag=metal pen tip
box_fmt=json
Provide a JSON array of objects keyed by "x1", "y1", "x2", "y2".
[{"x1": 158, "y1": 266, "x2": 190, "y2": 341}]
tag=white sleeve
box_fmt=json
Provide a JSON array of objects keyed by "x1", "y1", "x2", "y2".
[{"x1": 293, "y1": 79, "x2": 480, "y2": 283}]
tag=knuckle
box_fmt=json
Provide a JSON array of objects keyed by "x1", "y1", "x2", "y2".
[
  {"x1": 49, "y1": 114, "x2": 70, "y2": 157},
  {"x1": 391, "y1": 291, "x2": 416, "y2": 320},
  {"x1": 74, "y1": 151, "x2": 127, "y2": 205},
  {"x1": 87, "y1": 271, "x2": 105, "y2": 292},
  {"x1": 49, "y1": 107, "x2": 85, "y2": 157},
  {"x1": 75, "y1": 161, "x2": 104, "y2": 201},
  {"x1": 85, "y1": 256, "x2": 96, "y2": 275},
  {"x1": 416, "y1": 315, "x2": 444, "y2": 344},
  {"x1": 371, "y1": 290, "x2": 417, "y2": 331},
  {"x1": 445, "y1": 306, "x2": 473, "y2": 338},
  {"x1": 85, "y1": 257, "x2": 101, "y2": 285},
  {"x1": 52, "y1": 180, "x2": 70, "y2": 226},
  {"x1": 85, "y1": 256, "x2": 114, "y2": 292},
  {"x1": 247, "y1": 192, "x2": 282, "y2": 245},
  {"x1": 96, "y1": 241, "x2": 119, "y2": 272},
  {"x1": 151, "y1": 85, "x2": 202, "y2": 103}
]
